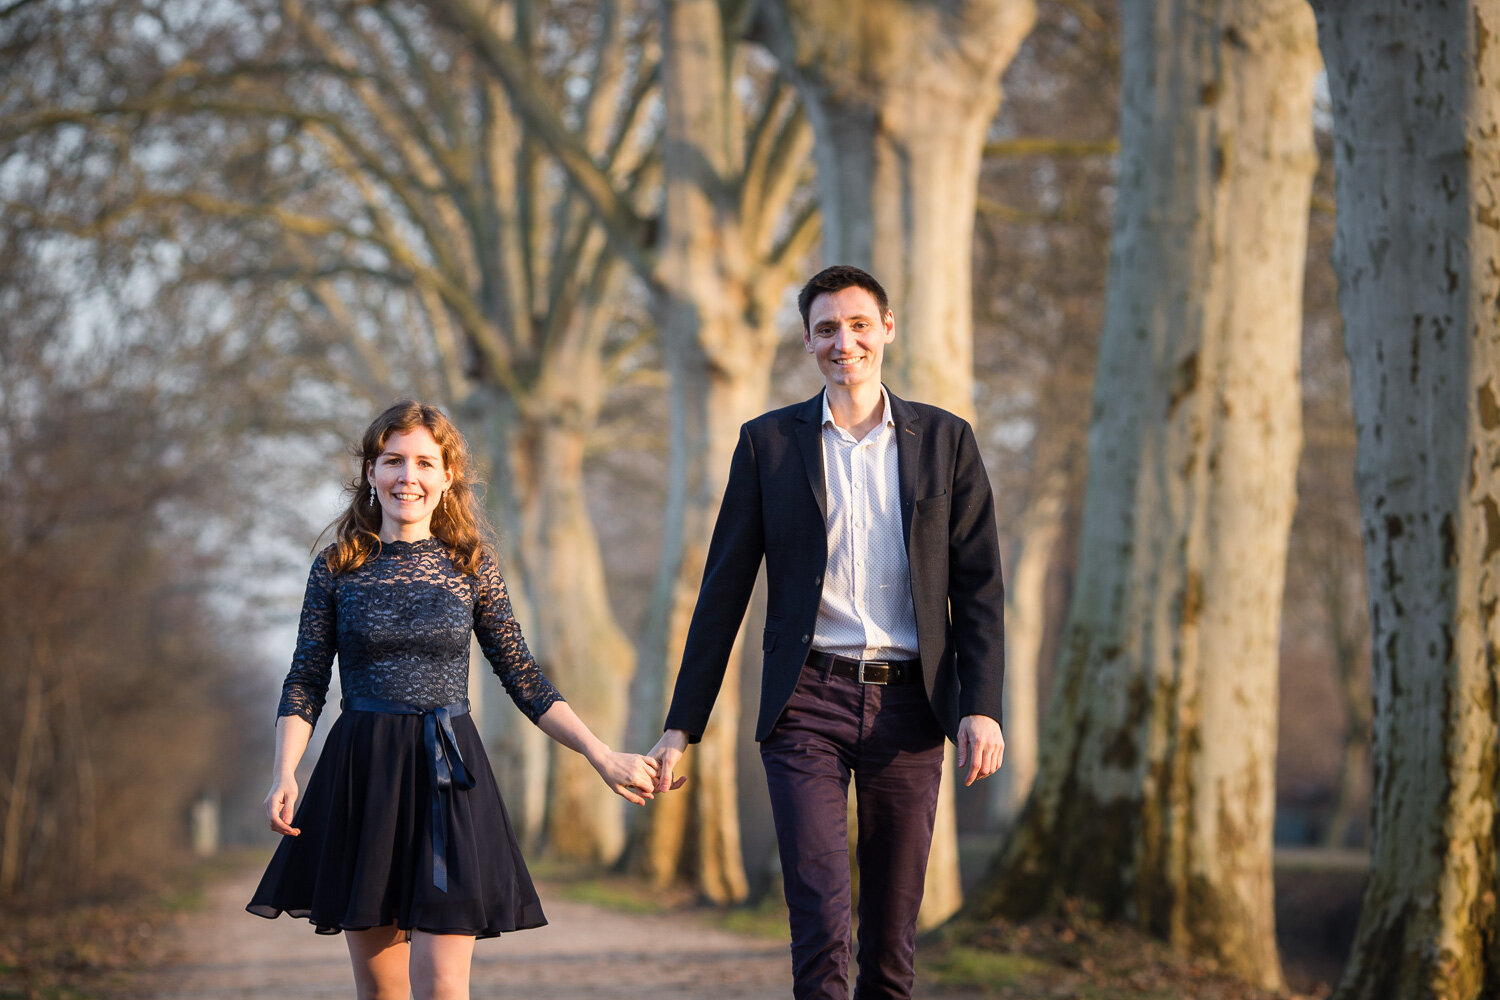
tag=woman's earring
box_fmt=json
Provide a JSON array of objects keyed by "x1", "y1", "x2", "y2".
[
  {"x1": 369, "y1": 483, "x2": 376, "y2": 506},
  {"x1": 440, "y1": 490, "x2": 448, "y2": 512}
]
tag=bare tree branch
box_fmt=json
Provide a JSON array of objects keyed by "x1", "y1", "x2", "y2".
[{"x1": 429, "y1": 0, "x2": 656, "y2": 280}]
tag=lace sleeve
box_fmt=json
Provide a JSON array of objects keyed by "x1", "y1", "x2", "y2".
[
  {"x1": 474, "y1": 553, "x2": 563, "y2": 723},
  {"x1": 276, "y1": 551, "x2": 337, "y2": 725}
]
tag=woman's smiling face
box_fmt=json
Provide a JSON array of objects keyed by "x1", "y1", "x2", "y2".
[{"x1": 367, "y1": 426, "x2": 454, "y2": 541}]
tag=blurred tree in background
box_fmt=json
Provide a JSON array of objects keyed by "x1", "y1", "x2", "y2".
[
  {"x1": 969, "y1": 0, "x2": 1121, "y2": 836},
  {"x1": 971, "y1": 0, "x2": 1320, "y2": 986},
  {"x1": 0, "y1": 0, "x2": 310, "y2": 893}
]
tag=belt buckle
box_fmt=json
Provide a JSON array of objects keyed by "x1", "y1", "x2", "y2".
[{"x1": 856, "y1": 659, "x2": 890, "y2": 685}]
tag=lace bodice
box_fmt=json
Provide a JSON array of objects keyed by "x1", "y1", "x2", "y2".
[{"x1": 277, "y1": 538, "x2": 563, "y2": 726}]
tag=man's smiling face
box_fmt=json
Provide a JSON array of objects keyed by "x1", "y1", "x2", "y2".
[{"x1": 803, "y1": 285, "x2": 895, "y2": 392}]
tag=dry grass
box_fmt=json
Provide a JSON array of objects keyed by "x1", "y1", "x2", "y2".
[
  {"x1": 0, "y1": 850, "x2": 258, "y2": 1000},
  {"x1": 925, "y1": 905, "x2": 1332, "y2": 999},
  {"x1": 2, "y1": 887, "x2": 172, "y2": 999}
]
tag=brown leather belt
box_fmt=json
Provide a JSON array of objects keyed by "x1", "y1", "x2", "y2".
[{"x1": 806, "y1": 649, "x2": 922, "y2": 686}]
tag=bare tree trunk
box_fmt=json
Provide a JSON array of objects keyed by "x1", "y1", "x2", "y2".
[
  {"x1": 51, "y1": 638, "x2": 97, "y2": 880},
  {"x1": 473, "y1": 612, "x2": 552, "y2": 854},
  {"x1": 755, "y1": 0, "x2": 1036, "y2": 411},
  {"x1": 970, "y1": 0, "x2": 1317, "y2": 986},
  {"x1": 1, "y1": 667, "x2": 43, "y2": 895},
  {"x1": 457, "y1": 387, "x2": 551, "y2": 855},
  {"x1": 1323, "y1": 699, "x2": 1368, "y2": 850},
  {"x1": 990, "y1": 473, "x2": 1066, "y2": 827},
  {"x1": 515, "y1": 419, "x2": 635, "y2": 864},
  {"x1": 462, "y1": 376, "x2": 635, "y2": 864},
  {"x1": 627, "y1": 0, "x2": 790, "y2": 903},
  {"x1": 637, "y1": 338, "x2": 774, "y2": 900},
  {"x1": 1311, "y1": 2, "x2": 1500, "y2": 996}
]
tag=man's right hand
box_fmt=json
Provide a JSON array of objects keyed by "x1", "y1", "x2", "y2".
[{"x1": 647, "y1": 729, "x2": 691, "y2": 793}]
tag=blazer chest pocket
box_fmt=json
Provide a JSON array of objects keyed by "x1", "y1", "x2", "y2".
[
  {"x1": 912, "y1": 491, "x2": 950, "y2": 551},
  {"x1": 914, "y1": 492, "x2": 949, "y2": 530},
  {"x1": 914, "y1": 490, "x2": 949, "y2": 513}
]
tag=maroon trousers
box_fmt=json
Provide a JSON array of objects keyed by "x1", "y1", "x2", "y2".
[{"x1": 759, "y1": 660, "x2": 947, "y2": 1000}]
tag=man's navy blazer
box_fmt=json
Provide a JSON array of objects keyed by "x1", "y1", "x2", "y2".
[{"x1": 664, "y1": 387, "x2": 1006, "y2": 744}]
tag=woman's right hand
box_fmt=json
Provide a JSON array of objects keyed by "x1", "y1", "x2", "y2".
[{"x1": 264, "y1": 775, "x2": 301, "y2": 836}]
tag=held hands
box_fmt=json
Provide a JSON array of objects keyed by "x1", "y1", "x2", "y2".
[
  {"x1": 956, "y1": 714, "x2": 1005, "y2": 787},
  {"x1": 264, "y1": 774, "x2": 301, "y2": 836},
  {"x1": 593, "y1": 730, "x2": 688, "y2": 805},
  {"x1": 591, "y1": 750, "x2": 664, "y2": 806},
  {"x1": 647, "y1": 729, "x2": 691, "y2": 794},
  {"x1": 535, "y1": 702, "x2": 664, "y2": 805}
]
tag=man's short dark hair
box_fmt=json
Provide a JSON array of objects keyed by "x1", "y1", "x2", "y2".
[{"x1": 797, "y1": 265, "x2": 890, "y2": 332}]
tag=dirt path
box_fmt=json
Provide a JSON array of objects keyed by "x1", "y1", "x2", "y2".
[
  {"x1": 107, "y1": 853, "x2": 1362, "y2": 999},
  {"x1": 122, "y1": 867, "x2": 791, "y2": 999}
]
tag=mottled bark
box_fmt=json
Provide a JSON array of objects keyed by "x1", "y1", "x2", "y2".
[
  {"x1": 971, "y1": 0, "x2": 1318, "y2": 987},
  {"x1": 1311, "y1": 2, "x2": 1500, "y2": 997}
]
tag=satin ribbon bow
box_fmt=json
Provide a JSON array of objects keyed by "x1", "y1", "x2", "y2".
[
  {"x1": 342, "y1": 697, "x2": 475, "y2": 892},
  {"x1": 422, "y1": 703, "x2": 476, "y2": 892}
]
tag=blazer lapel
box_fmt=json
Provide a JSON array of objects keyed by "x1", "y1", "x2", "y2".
[
  {"x1": 795, "y1": 391, "x2": 828, "y2": 522},
  {"x1": 889, "y1": 388, "x2": 922, "y2": 549}
]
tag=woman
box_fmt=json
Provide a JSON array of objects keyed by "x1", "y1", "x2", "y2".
[{"x1": 247, "y1": 400, "x2": 658, "y2": 1000}]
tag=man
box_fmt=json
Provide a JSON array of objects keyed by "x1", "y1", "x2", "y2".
[{"x1": 649, "y1": 265, "x2": 1006, "y2": 1000}]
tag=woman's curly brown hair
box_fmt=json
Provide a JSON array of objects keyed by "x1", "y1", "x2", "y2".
[{"x1": 321, "y1": 400, "x2": 495, "y2": 576}]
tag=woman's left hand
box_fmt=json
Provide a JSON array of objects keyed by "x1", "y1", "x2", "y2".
[
  {"x1": 534, "y1": 702, "x2": 665, "y2": 805},
  {"x1": 593, "y1": 751, "x2": 661, "y2": 805}
]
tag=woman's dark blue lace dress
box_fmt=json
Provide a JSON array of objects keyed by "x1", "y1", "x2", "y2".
[{"x1": 247, "y1": 538, "x2": 563, "y2": 937}]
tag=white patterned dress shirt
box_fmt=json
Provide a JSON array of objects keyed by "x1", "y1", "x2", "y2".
[{"x1": 811, "y1": 388, "x2": 920, "y2": 661}]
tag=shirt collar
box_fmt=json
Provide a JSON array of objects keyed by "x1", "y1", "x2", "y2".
[{"x1": 821, "y1": 386, "x2": 894, "y2": 435}]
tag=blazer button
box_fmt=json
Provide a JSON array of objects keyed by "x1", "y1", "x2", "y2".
[
  {"x1": 812, "y1": 575, "x2": 822, "y2": 587},
  {"x1": 801, "y1": 634, "x2": 811, "y2": 644}
]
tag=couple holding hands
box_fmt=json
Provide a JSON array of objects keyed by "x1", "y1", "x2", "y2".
[{"x1": 248, "y1": 266, "x2": 1007, "y2": 1000}]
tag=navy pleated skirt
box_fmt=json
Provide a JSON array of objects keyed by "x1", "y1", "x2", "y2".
[{"x1": 246, "y1": 708, "x2": 546, "y2": 937}]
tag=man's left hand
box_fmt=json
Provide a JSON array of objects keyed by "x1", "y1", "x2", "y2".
[{"x1": 956, "y1": 714, "x2": 1005, "y2": 786}]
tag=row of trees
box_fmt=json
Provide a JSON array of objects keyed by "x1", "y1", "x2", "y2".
[
  {"x1": 0, "y1": 180, "x2": 293, "y2": 895},
  {"x1": 968, "y1": 2, "x2": 1499, "y2": 997},
  {"x1": 3, "y1": 0, "x2": 1496, "y2": 996}
]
